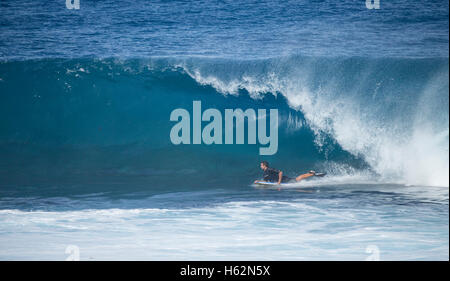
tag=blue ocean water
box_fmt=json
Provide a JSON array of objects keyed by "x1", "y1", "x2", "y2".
[{"x1": 0, "y1": 0, "x2": 448, "y2": 260}]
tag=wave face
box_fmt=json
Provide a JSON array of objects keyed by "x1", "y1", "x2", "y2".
[{"x1": 0, "y1": 56, "x2": 448, "y2": 196}]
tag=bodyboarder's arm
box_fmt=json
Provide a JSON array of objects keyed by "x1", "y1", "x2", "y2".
[{"x1": 278, "y1": 171, "x2": 283, "y2": 185}]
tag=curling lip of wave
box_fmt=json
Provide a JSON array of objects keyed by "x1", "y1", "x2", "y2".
[{"x1": 176, "y1": 57, "x2": 449, "y2": 187}]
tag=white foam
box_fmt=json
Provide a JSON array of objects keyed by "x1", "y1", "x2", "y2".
[{"x1": 0, "y1": 194, "x2": 447, "y2": 260}]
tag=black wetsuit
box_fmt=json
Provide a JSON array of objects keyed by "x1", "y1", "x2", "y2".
[{"x1": 263, "y1": 167, "x2": 292, "y2": 183}]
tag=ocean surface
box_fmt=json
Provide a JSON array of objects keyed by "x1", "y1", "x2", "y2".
[{"x1": 0, "y1": 0, "x2": 448, "y2": 260}]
